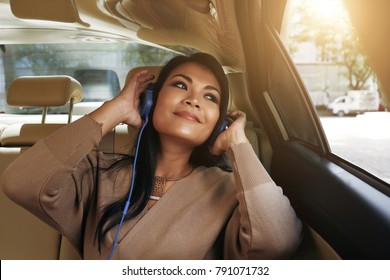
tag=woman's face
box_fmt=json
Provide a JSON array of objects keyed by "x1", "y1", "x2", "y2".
[{"x1": 153, "y1": 62, "x2": 221, "y2": 147}]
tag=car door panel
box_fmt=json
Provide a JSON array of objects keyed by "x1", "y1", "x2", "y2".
[{"x1": 272, "y1": 142, "x2": 390, "y2": 259}]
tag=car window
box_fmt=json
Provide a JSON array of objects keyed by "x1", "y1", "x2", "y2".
[
  {"x1": 73, "y1": 69, "x2": 121, "y2": 102},
  {"x1": 280, "y1": 0, "x2": 390, "y2": 184},
  {"x1": 0, "y1": 43, "x2": 174, "y2": 114}
]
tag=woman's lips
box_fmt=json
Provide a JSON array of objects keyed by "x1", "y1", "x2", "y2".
[{"x1": 174, "y1": 111, "x2": 201, "y2": 123}]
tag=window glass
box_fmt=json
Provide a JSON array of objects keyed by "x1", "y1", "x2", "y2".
[
  {"x1": 281, "y1": 0, "x2": 390, "y2": 184},
  {"x1": 0, "y1": 43, "x2": 174, "y2": 114}
]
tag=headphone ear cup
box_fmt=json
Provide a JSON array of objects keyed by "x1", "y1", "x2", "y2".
[
  {"x1": 139, "y1": 84, "x2": 154, "y2": 119},
  {"x1": 207, "y1": 117, "x2": 233, "y2": 146}
]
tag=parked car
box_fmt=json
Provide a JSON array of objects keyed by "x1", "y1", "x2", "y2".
[
  {"x1": 328, "y1": 90, "x2": 380, "y2": 116},
  {"x1": 0, "y1": 0, "x2": 389, "y2": 262}
]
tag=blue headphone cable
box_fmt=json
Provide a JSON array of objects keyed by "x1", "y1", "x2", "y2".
[{"x1": 107, "y1": 115, "x2": 149, "y2": 259}]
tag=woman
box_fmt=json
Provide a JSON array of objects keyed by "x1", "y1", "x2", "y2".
[{"x1": 1, "y1": 53, "x2": 302, "y2": 259}]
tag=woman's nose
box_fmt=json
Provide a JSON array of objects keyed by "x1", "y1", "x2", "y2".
[
  {"x1": 184, "y1": 97, "x2": 200, "y2": 109},
  {"x1": 185, "y1": 101, "x2": 200, "y2": 109}
]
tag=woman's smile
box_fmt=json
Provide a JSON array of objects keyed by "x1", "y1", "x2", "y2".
[{"x1": 174, "y1": 111, "x2": 202, "y2": 123}]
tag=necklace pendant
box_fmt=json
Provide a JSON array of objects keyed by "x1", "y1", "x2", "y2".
[{"x1": 151, "y1": 176, "x2": 166, "y2": 198}]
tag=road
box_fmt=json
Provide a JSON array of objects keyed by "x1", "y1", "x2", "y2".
[{"x1": 320, "y1": 112, "x2": 390, "y2": 184}]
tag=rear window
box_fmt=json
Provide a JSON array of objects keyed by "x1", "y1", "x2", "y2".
[{"x1": 0, "y1": 43, "x2": 174, "y2": 114}]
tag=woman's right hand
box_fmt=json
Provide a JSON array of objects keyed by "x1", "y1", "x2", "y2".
[
  {"x1": 209, "y1": 110, "x2": 250, "y2": 155},
  {"x1": 113, "y1": 70, "x2": 155, "y2": 127},
  {"x1": 89, "y1": 70, "x2": 154, "y2": 135}
]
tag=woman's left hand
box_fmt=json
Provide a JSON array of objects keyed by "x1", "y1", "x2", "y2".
[{"x1": 210, "y1": 110, "x2": 250, "y2": 155}]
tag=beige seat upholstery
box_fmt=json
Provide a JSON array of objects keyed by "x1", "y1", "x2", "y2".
[
  {"x1": 0, "y1": 76, "x2": 83, "y2": 260},
  {"x1": 0, "y1": 124, "x2": 7, "y2": 136},
  {"x1": 0, "y1": 123, "x2": 66, "y2": 146}
]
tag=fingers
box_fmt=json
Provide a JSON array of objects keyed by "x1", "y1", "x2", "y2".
[
  {"x1": 227, "y1": 109, "x2": 246, "y2": 121},
  {"x1": 120, "y1": 70, "x2": 155, "y2": 102},
  {"x1": 122, "y1": 70, "x2": 155, "y2": 95},
  {"x1": 209, "y1": 109, "x2": 249, "y2": 155},
  {"x1": 132, "y1": 70, "x2": 155, "y2": 87}
]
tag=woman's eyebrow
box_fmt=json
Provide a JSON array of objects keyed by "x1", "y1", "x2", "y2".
[
  {"x1": 205, "y1": 85, "x2": 221, "y2": 95},
  {"x1": 171, "y1": 74, "x2": 221, "y2": 95},
  {"x1": 172, "y1": 73, "x2": 192, "y2": 83}
]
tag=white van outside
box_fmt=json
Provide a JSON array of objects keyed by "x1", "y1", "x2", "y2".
[{"x1": 327, "y1": 90, "x2": 380, "y2": 116}]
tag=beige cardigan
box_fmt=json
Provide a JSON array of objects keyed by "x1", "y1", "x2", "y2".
[{"x1": 1, "y1": 116, "x2": 302, "y2": 259}]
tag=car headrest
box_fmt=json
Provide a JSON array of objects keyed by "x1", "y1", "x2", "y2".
[
  {"x1": 7, "y1": 75, "x2": 83, "y2": 107},
  {"x1": 125, "y1": 66, "x2": 161, "y2": 85}
]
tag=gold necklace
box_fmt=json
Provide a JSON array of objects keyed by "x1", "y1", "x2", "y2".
[{"x1": 150, "y1": 168, "x2": 193, "y2": 201}]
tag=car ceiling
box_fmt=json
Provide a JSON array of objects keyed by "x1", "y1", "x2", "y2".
[{"x1": 0, "y1": 0, "x2": 245, "y2": 71}]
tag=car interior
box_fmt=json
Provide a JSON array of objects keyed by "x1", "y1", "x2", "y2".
[{"x1": 0, "y1": 0, "x2": 389, "y2": 260}]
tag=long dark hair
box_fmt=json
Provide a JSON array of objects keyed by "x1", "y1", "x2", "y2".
[{"x1": 95, "y1": 53, "x2": 231, "y2": 251}]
